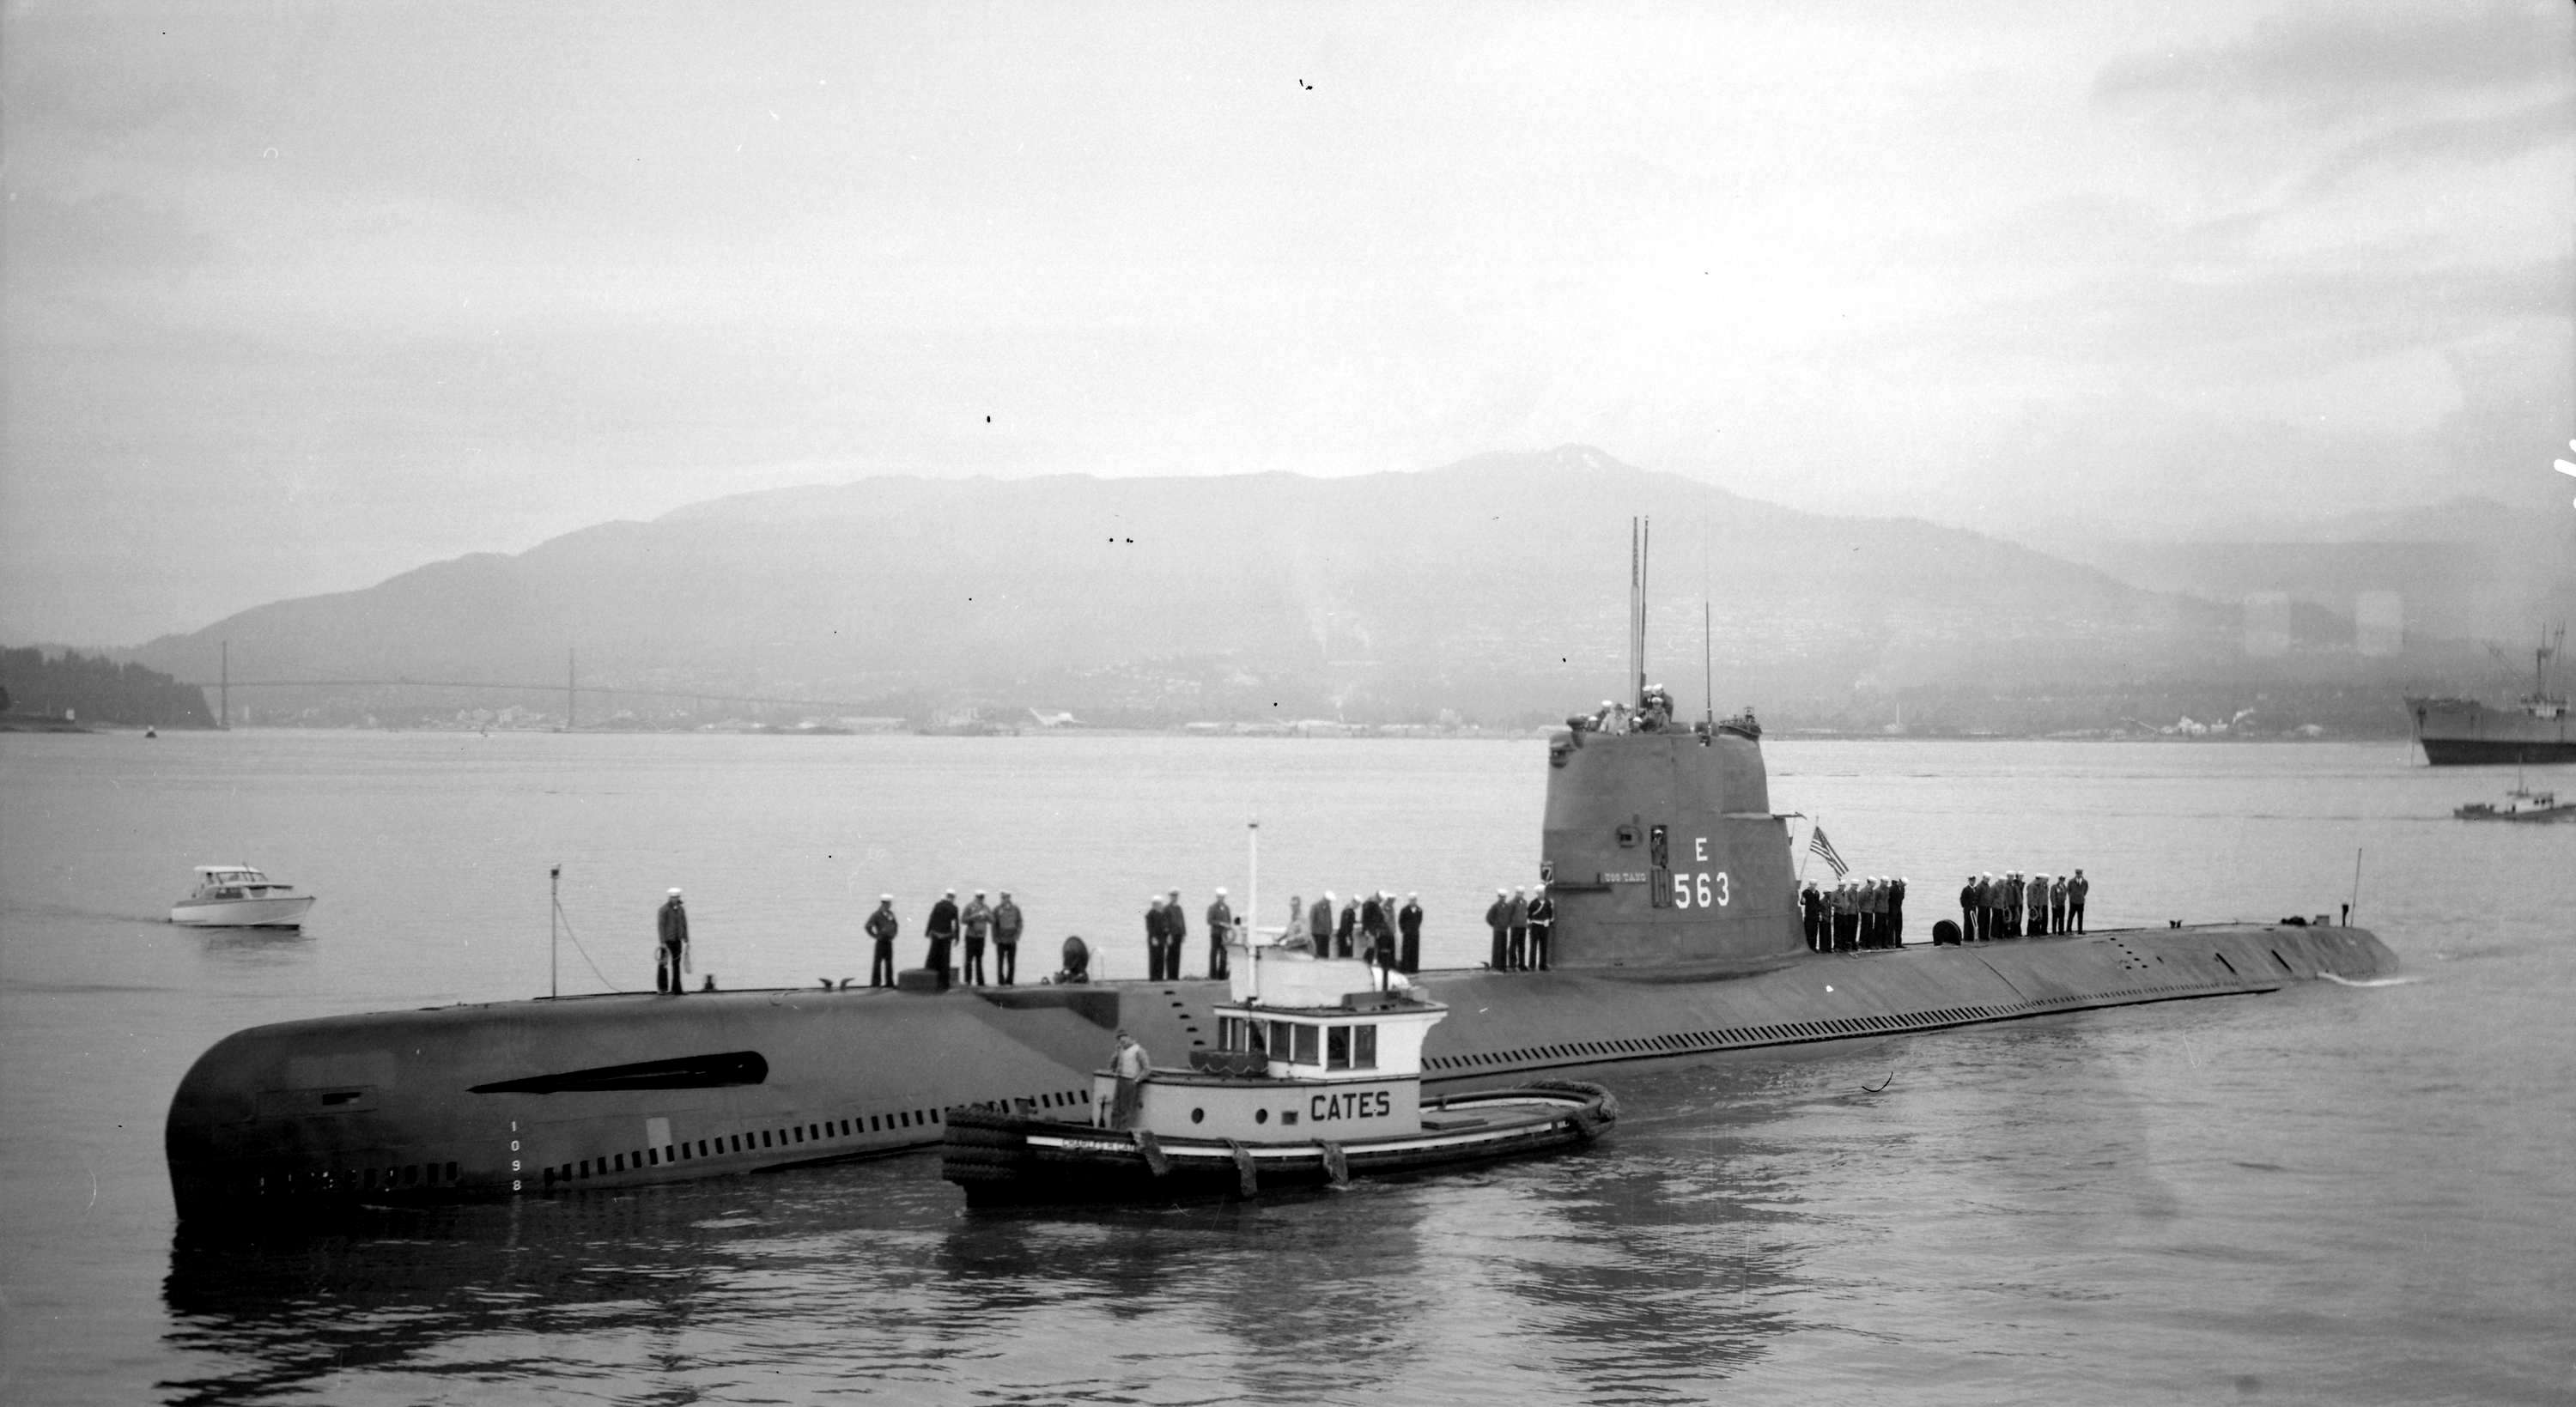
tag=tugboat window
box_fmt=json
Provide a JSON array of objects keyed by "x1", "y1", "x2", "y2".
[
  {"x1": 1327, "y1": 1027, "x2": 1351, "y2": 1070},
  {"x1": 1291, "y1": 1023, "x2": 1320, "y2": 1065},
  {"x1": 1271, "y1": 1020, "x2": 1293, "y2": 1057},
  {"x1": 1354, "y1": 1025, "x2": 1378, "y2": 1068}
]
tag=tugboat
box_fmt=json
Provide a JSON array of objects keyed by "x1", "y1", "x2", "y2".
[
  {"x1": 941, "y1": 943, "x2": 1616, "y2": 1206},
  {"x1": 169, "y1": 864, "x2": 316, "y2": 928},
  {"x1": 2452, "y1": 785, "x2": 2576, "y2": 824}
]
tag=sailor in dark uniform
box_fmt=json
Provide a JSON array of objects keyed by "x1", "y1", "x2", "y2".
[
  {"x1": 1358, "y1": 891, "x2": 1386, "y2": 966},
  {"x1": 1802, "y1": 882, "x2": 1824, "y2": 951},
  {"x1": 865, "y1": 894, "x2": 899, "y2": 987},
  {"x1": 2069, "y1": 869, "x2": 2089, "y2": 933},
  {"x1": 1144, "y1": 895, "x2": 1170, "y2": 980},
  {"x1": 1506, "y1": 886, "x2": 1530, "y2": 971},
  {"x1": 656, "y1": 888, "x2": 690, "y2": 994},
  {"x1": 1958, "y1": 877, "x2": 1976, "y2": 947},
  {"x1": 1890, "y1": 876, "x2": 1907, "y2": 946},
  {"x1": 1398, "y1": 893, "x2": 1424, "y2": 973},
  {"x1": 1526, "y1": 885, "x2": 1553, "y2": 971},
  {"x1": 993, "y1": 891, "x2": 1023, "y2": 985},
  {"x1": 926, "y1": 888, "x2": 960, "y2": 980},
  {"x1": 1486, "y1": 888, "x2": 1509, "y2": 969},
  {"x1": 960, "y1": 890, "x2": 993, "y2": 984},
  {"x1": 1334, "y1": 895, "x2": 1358, "y2": 960},
  {"x1": 1206, "y1": 888, "x2": 1233, "y2": 979}
]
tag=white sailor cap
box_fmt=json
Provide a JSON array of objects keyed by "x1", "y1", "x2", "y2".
[
  {"x1": 1215, "y1": 887, "x2": 1227, "y2": 895},
  {"x1": 668, "y1": 888, "x2": 683, "y2": 897},
  {"x1": 879, "y1": 893, "x2": 893, "y2": 901}
]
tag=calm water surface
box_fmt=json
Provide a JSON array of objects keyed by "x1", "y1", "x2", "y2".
[{"x1": 3, "y1": 732, "x2": 2570, "y2": 1404}]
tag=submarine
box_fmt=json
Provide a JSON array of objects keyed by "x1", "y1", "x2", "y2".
[{"x1": 164, "y1": 549, "x2": 2399, "y2": 1221}]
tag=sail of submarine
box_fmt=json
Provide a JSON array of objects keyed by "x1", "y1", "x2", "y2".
[{"x1": 164, "y1": 519, "x2": 2399, "y2": 1219}]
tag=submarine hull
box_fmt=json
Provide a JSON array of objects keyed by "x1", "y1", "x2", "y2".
[{"x1": 165, "y1": 921, "x2": 2395, "y2": 1222}]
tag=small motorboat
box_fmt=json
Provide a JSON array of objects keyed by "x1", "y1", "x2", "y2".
[
  {"x1": 2454, "y1": 766, "x2": 2576, "y2": 823},
  {"x1": 2454, "y1": 790, "x2": 2576, "y2": 822},
  {"x1": 942, "y1": 938, "x2": 1615, "y2": 1206},
  {"x1": 170, "y1": 865, "x2": 316, "y2": 927}
]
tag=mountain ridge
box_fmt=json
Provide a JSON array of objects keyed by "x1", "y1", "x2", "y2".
[{"x1": 122, "y1": 447, "x2": 2482, "y2": 730}]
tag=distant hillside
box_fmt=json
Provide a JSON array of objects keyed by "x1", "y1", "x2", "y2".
[
  {"x1": 0, "y1": 647, "x2": 213, "y2": 727},
  {"x1": 2016, "y1": 496, "x2": 2576, "y2": 646},
  {"x1": 128, "y1": 448, "x2": 2488, "y2": 731}
]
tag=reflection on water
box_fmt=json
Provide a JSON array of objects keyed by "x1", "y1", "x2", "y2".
[{"x1": 160, "y1": 1062, "x2": 1832, "y2": 1406}]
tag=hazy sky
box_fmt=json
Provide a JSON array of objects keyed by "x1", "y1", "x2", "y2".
[{"x1": 5, "y1": 1, "x2": 2570, "y2": 645}]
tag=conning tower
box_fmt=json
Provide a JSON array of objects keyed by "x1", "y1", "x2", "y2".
[
  {"x1": 1542, "y1": 713, "x2": 1801, "y2": 970},
  {"x1": 1541, "y1": 517, "x2": 1801, "y2": 970}
]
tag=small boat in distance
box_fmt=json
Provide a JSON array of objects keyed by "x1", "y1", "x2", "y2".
[
  {"x1": 2453, "y1": 789, "x2": 2576, "y2": 823},
  {"x1": 170, "y1": 865, "x2": 316, "y2": 928},
  {"x1": 941, "y1": 940, "x2": 1616, "y2": 1206}
]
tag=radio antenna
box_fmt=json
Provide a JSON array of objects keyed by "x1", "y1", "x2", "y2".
[
  {"x1": 1627, "y1": 519, "x2": 1639, "y2": 707},
  {"x1": 1702, "y1": 519, "x2": 1714, "y2": 724},
  {"x1": 1636, "y1": 517, "x2": 1651, "y2": 707}
]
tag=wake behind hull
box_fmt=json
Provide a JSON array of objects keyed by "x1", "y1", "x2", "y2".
[{"x1": 164, "y1": 920, "x2": 2396, "y2": 1222}]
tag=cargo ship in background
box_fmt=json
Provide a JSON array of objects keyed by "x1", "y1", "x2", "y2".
[
  {"x1": 165, "y1": 523, "x2": 2402, "y2": 1222},
  {"x1": 2409, "y1": 626, "x2": 2573, "y2": 766}
]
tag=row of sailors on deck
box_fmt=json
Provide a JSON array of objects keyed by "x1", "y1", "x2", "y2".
[
  {"x1": 1276, "y1": 891, "x2": 1425, "y2": 975},
  {"x1": 1801, "y1": 878, "x2": 1908, "y2": 952},
  {"x1": 1957, "y1": 870, "x2": 2088, "y2": 941},
  {"x1": 866, "y1": 889, "x2": 1034, "y2": 986},
  {"x1": 1485, "y1": 886, "x2": 1554, "y2": 971},
  {"x1": 858, "y1": 888, "x2": 1236, "y2": 986}
]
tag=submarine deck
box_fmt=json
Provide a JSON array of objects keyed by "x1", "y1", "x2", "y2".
[{"x1": 165, "y1": 919, "x2": 2395, "y2": 1220}]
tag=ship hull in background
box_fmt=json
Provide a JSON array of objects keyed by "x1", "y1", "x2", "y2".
[{"x1": 2409, "y1": 696, "x2": 2576, "y2": 766}]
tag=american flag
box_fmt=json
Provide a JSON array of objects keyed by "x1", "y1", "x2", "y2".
[{"x1": 1808, "y1": 826, "x2": 1848, "y2": 878}]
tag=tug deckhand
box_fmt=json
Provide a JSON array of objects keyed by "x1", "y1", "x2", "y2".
[{"x1": 943, "y1": 949, "x2": 1614, "y2": 1206}]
